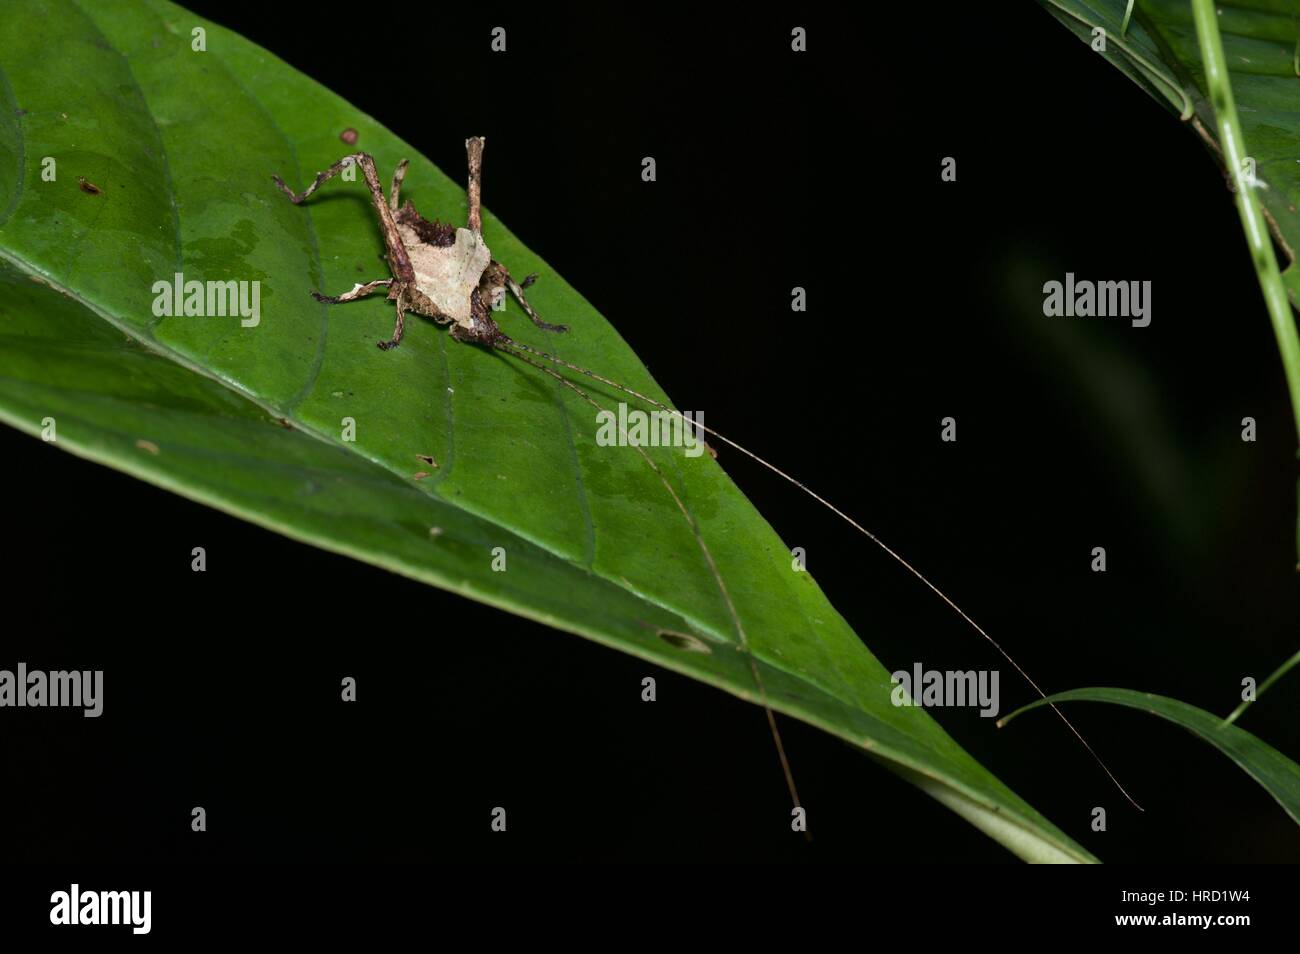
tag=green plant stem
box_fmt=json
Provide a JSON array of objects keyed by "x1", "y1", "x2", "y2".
[
  {"x1": 1192, "y1": 0, "x2": 1300, "y2": 446},
  {"x1": 1222, "y1": 649, "x2": 1300, "y2": 727}
]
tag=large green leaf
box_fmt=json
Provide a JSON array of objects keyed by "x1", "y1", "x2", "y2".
[
  {"x1": 0, "y1": 0, "x2": 1095, "y2": 861},
  {"x1": 1001, "y1": 688, "x2": 1300, "y2": 825}
]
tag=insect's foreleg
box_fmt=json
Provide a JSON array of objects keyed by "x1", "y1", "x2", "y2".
[
  {"x1": 311, "y1": 278, "x2": 392, "y2": 304},
  {"x1": 381, "y1": 286, "x2": 408, "y2": 351},
  {"x1": 505, "y1": 271, "x2": 567, "y2": 333}
]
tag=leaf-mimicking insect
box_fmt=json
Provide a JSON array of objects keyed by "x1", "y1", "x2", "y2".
[
  {"x1": 273, "y1": 137, "x2": 564, "y2": 352},
  {"x1": 273, "y1": 138, "x2": 1142, "y2": 814}
]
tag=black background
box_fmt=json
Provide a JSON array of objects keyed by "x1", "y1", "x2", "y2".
[{"x1": 4, "y1": 1, "x2": 1298, "y2": 866}]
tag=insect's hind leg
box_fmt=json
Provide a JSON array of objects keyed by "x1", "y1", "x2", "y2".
[{"x1": 311, "y1": 278, "x2": 392, "y2": 304}]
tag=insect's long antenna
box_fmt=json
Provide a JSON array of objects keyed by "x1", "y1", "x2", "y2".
[
  {"x1": 496, "y1": 337, "x2": 1144, "y2": 812},
  {"x1": 500, "y1": 343, "x2": 808, "y2": 831}
]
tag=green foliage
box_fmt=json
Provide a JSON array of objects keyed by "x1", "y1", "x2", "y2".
[{"x1": 0, "y1": 0, "x2": 1096, "y2": 862}]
